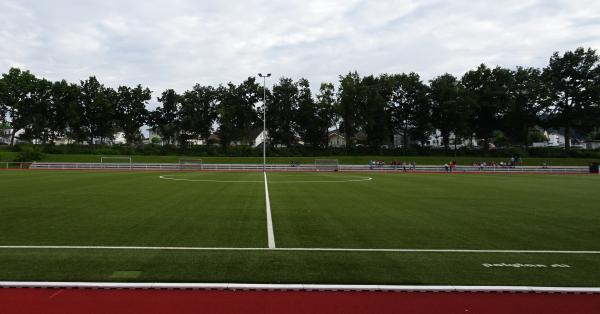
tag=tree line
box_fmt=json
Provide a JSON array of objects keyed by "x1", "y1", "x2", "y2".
[{"x1": 1, "y1": 47, "x2": 599, "y2": 150}]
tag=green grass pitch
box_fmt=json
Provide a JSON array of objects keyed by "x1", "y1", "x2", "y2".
[{"x1": 0, "y1": 170, "x2": 599, "y2": 286}]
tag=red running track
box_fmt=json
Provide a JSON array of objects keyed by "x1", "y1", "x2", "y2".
[{"x1": 1, "y1": 288, "x2": 599, "y2": 314}]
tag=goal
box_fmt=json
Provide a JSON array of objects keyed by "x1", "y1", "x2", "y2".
[
  {"x1": 179, "y1": 159, "x2": 203, "y2": 171},
  {"x1": 315, "y1": 159, "x2": 339, "y2": 172},
  {"x1": 100, "y1": 156, "x2": 132, "y2": 168}
]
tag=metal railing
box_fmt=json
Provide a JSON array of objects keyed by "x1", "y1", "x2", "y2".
[
  {"x1": 21, "y1": 162, "x2": 590, "y2": 174},
  {"x1": 0, "y1": 162, "x2": 33, "y2": 169}
]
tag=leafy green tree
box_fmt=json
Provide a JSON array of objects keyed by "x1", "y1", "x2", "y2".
[
  {"x1": 337, "y1": 72, "x2": 364, "y2": 149},
  {"x1": 79, "y1": 77, "x2": 115, "y2": 144},
  {"x1": 388, "y1": 73, "x2": 430, "y2": 147},
  {"x1": 114, "y1": 85, "x2": 151, "y2": 146},
  {"x1": 362, "y1": 75, "x2": 391, "y2": 148},
  {"x1": 503, "y1": 67, "x2": 544, "y2": 146},
  {"x1": 49, "y1": 80, "x2": 81, "y2": 143},
  {"x1": 217, "y1": 78, "x2": 260, "y2": 148},
  {"x1": 295, "y1": 78, "x2": 316, "y2": 147},
  {"x1": 542, "y1": 47, "x2": 600, "y2": 149},
  {"x1": 22, "y1": 78, "x2": 53, "y2": 143},
  {"x1": 462, "y1": 65, "x2": 512, "y2": 149},
  {"x1": 268, "y1": 77, "x2": 298, "y2": 147},
  {"x1": 0, "y1": 68, "x2": 38, "y2": 145},
  {"x1": 0, "y1": 78, "x2": 6, "y2": 125},
  {"x1": 314, "y1": 82, "x2": 337, "y2": 148},
  {"x1": 429, "y1": 74, "x2": 470, "y2": 150},
  {"x1": 151, "y1": 89, "x2": 181, "y2": 145},
  {"x1": 528, "y1": 129, "x2": 548, "y2": 143},
  {"x1": 296, "y1": 79, "x2": 336, "y2": 148},
  {"x1": 180, "y1": 84, "x2": 218, "y2": 147}
]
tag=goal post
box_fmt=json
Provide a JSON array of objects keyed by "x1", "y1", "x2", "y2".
[
  {"x1": 100, "y1": 156, "x2": 132, "y2": 168},
  {"x1": 315, "y1": 159, "x2": 339, "y2": 172},
  {"x1": 179, "y1": 158, "x2": 203, "y2": 171}
]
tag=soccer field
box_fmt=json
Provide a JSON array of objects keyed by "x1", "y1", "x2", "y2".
[{"x1": 0, "y1": 170, "x2": 599, "y2": 286}]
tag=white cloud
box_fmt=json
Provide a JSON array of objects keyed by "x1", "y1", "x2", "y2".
[{"x1": 0, "y1": 0, "x2": 599, "y2": 106}]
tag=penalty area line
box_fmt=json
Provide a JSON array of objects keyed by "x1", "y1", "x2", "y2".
[
  {"x1": 1, "y1": 246, "x2": 600, "y2": 254},
  {"x1": 264, "y1": 172, "x2": 276, "y2": 249}
]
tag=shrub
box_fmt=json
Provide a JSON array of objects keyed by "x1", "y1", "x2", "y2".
[{"x1": 15, "y1": 145, "x2": 44, "y2": 162}]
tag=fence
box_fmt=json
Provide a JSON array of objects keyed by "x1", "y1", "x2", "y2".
[
  {"x1": 0, "y1": 162, "x2": 33, "y2": 169},
  {"x1": 19, "y1": 162, "x2": 590, "y2": 174}
]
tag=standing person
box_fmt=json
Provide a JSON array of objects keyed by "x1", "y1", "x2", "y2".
[
  {"x1": 444, "y1": 163, "x2": 449, "y2": 173},
  {"x1": 411, "y1": 161, "x2": 416, "y2": 171}
]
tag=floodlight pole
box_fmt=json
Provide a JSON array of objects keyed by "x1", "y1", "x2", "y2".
[{"x1": 258, "y1": 73, "x2": 271, "y2": 172}]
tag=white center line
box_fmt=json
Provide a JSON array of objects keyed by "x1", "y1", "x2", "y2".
[{"x1": 264, "y1": 172, "x2": 276, "y2": 249}]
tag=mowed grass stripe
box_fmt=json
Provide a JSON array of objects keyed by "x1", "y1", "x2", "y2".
[
  {"x1": 0, "y1": 171, "x2": 268, "y2": 247},
  {"x1": 1, "y1": 170, "x2": 599, "y2": 286},
  {"x1": 268, "y1": 173, "x2": 600, "y2": 250}
]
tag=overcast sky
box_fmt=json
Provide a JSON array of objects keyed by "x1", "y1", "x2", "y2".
[{"x1": 1, "y1": 0, "x2": 599, "y2": 106}]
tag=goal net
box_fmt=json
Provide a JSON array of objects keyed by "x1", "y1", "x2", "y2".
[
  {"x1": 179, "y1": 159, "x2": 203, "y2": 170},
  {"x1": 100, "y1": 156, "x2": 132, "y2": 168},
  {"x1": 315, "y1": 159, "x2": 339, "y2": 172}
]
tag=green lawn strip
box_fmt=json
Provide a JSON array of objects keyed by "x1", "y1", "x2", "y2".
[
  {"x1": 1, "y1": 171, "x2": 599, "y2": 286},
  {"x1": 0, "y1": 249, "x2": 598, "y2": 286},
  {"x1": 0, "y1": 171, "x2": 267, "y2": 247},
  {"x1": 0, "y1": 152, "x2": 597, "y2": 166},
  {"x1": 269, "y1": 173, "x2": 600, "y2": 251}
]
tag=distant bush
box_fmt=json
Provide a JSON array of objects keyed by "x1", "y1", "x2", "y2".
[{"x1": 15, "y1": 145, "x2": 44, "y2": 162}]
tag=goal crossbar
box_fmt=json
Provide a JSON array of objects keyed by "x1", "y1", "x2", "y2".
[
  {"x1": 179, "y1": 159, "x2": 203, "y2": 170},
  {"x1": 100, "y1": 156, "x2": 132, "y2": 164}
]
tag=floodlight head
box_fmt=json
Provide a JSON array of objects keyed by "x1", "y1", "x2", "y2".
[
  {"x1": 266, "y1": 73, "x2": 271, "y2": 77},
  {"x1": 258, "y1": 73, "x2": 272, "y2": 78},
  {"x1": 258, "y1": 73, "x2": 262, "y2": 77}
]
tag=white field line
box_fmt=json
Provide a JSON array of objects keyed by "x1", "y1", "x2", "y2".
[
  {"x1": 158, "y1": 174, "x2": 373, "y2": 183},
  {"x1": 264, "y1": 172, "x2": 276, "y2": 249},
  {"x1": 1, "y1": 246, "x2": 600, "y2": 254},
  {"x1": 0, "y1": 281, "x2": 599, "y2": 293}
]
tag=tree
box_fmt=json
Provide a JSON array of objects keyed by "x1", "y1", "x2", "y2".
[
  {"x1": 296, "y1": 79, "x2": 336, "y2": 148},
  {"x1": 388, "y1": 73, "x2": 430, "y2": 147},
  {"x1": 180, "y1": 84, "x2": 218, "y2": 147},
  {"x1": 150, "y1": 89, "x2": 181, "y2": 145},
  {"x1": 268, "y1": 77, "x2": 298, "y2": 147},
  {"x1": 429, "y1": 74, "x2": 470, "y2": 150},
  {"x1": 22, "y1": 78, "x2": 53, "y2": 143},
  {"x1": 114, "y1": 85, "x2": 151, "y2": 146},
  {"x1": 0, "y1": 68, "x2": 38, "y2": 145},
  {"x1": 337, "y1": 72, "x2": 363, "y2": 149},
  {"x1": 217, "y1": 78, "x2": 260, "y2": 148},
  {"x1": 0, "y1": 78, "x2": 7, "y2": 125},
  {"x1": 462, "y1": 65, "x2": 512, "y2": 149},
  {"x1": 314, "y1": 82, "x2": 337, "y2": 148},
  {"x1": 542, "y1": 47, "x2": 600, "y2": 149},
  {"x1": 362, "y1": 75, "x2": 391, "y2": 148},
  {"x1": 79, "y1": 77, "x2": 115, "y2": 144},
  {"x1": 503, "y1": 67, "x2": 544, "y2": 146}
]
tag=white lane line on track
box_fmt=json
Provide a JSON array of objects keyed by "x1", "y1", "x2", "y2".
[
  {"x1": 264, "y1": 172, "x2": 276, "y2": 249},
  {"x1": 1, "y1": 246, "x2": 599, "y2": 254},
  {"x1": 1, "y1": 282, "x2": 599, "y2": 293}
]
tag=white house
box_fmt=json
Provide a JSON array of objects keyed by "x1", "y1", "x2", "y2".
[
  {"x1": 393, "y1": 130, "x2": 478, "y2": 148},
  {"x1": 0, "y1": 128, "x2": 24, "y2": 144},
  {"x1": 112, "y1": 132, "x2": 127, "y2": 145},
  {"x1": 252, "y1": 130, "x2": 268, "y2": 148},
  {"x1": 328, "y1": 130, "x2": 346, "y2": 148},
  {"x1": 585, "y1": 140, "x2": 600, "y2": 150},
  {"x1": 547, "y1": 132, "x2": 567, "y2": 147}
]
